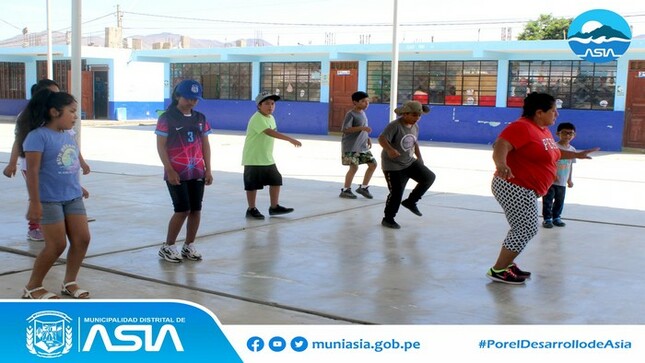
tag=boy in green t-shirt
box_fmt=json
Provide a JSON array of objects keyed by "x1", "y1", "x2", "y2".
[{"x1": 242, "y1": 92, "x2": 302, "y2": 219}]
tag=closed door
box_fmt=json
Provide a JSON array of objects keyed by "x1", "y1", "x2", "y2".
[
  {"x1": 328, "y1": 62, "x2": 359, "y2": 132},
  {"x1": 68, "y1": 71, "x2": 94, "y2": 119},
  {"x1": 624, "y1": 61, "x2": 645, "y2": 148}
]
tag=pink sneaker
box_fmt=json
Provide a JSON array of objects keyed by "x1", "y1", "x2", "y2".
[{"x1": 27, "y1": 229, "x2": 44, "y2": 241}]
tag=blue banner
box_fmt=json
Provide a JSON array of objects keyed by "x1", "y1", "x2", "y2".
[{"x1": 1, "y1": 300, "x2": 242, "y2": 362}]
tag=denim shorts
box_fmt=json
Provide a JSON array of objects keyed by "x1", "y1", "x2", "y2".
[{"x1": 41, "y1": 197, "x2": 87, "y2": 225}]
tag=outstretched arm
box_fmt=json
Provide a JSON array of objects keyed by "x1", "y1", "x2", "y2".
[
  {"x1": 560, "y1": 147, "x2": 600, "y2": 160},
  {"x1": 263, "y1": 128, "x2": 302, "y2": 147}
]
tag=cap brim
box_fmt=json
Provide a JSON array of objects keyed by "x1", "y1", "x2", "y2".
[{"x1": 258, "y1": 95, "x2": 281, "y2": 104}]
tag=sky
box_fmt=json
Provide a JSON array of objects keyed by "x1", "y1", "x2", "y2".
[{"x1": 1, "y1": 0, "x2": 644, "y2": 46}]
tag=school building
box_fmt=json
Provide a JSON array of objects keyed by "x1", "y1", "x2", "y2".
[{"x1": 1, "y1": 39, "x2": 645, "y2": 151}]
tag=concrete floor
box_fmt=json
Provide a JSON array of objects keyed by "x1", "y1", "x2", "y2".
[{"x1": 1, "y1": 122, "x2": 644, "y2": 324}]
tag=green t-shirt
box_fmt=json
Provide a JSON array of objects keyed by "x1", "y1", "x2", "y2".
[{"x1": 242, "y1": 111, "x2": 277, "y2": 166}]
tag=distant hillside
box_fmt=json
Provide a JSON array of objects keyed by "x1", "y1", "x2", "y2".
[
  {"x1": 569, "y1": 24, "x2": 630, "y2": 40},
  {"x1": 0, "y1": 30, "x2": 272, "y2": 49}
]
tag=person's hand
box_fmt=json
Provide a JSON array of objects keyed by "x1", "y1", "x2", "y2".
[
  {"x1": 386, "y1": 148, "x2": 401, "y2": 159},
  {"x1": 26, "y1": 201, "x2": 42, "y2": 224},
  {"x1": 81, "y1": 160, "x2": 91, "y2": 175},
  {"x1": 291, "y1": 139, "x2": 302, "y2": 148},
  {"x1": 495, "y1": 163, "x2": 515, "y2": 179},
  {"x1": 82, "y1": 187, "x2": 90, "y2": 198},
  {"x1": 3, "y1": 164, "x2": 17, "y2": 178},
  {"x1": 204, "y1": 171, "x2": 213, "y2": 186},
  {"x1": 367, "y1": 138, "x2": 372, "y2": 149},
  {"x1": 363, "y1": 126, "x2": 372, "y2": 133},
  {"x1": 568, "y1": 181, "x2": 574, "y2": 188},
  {"x1": 417, "y1": 157, "x2": 424, "y2": 165},
  {"x1": 166, "y1": 168, "x2": 181, "y2": 186},
  {"x1": 577, "y1": 147, "x2": 600, "y2": 159}
]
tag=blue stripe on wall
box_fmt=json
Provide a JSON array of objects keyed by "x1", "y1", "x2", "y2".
[
  {"x1": 0, "y1": 99, "x2": 28, "y2": 116},
  {"x1": 365, "y1": 104, "x2": 624, "y2": 152},
  {"x1": 108, "y1": 101, "x2": 166, "y2": 121},
  {"x1": 168, "y1": 99, "x2": 330, "y2": 135}
]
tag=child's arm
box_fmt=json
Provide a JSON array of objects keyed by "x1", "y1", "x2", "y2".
[
  {"x1": 263, "y1": 129, "x2": 302, "y2": 147},
  {"x1": 378, "y1": 134, "x2": 400, "y2": 159},
  {"x1": 202, "y1": 134, "x2": 213, "y2": 185},
  {"x1": 2, "y1": 139, "x2": 20, "y2": 178},
  {"x1": 79, "y1": 152, "x2": 90, "y2": 175},
  {"x1": 82, "y1": 186, "x2": 90, "y2": 198},
  {"x1": 568, "y1": 165, "x2": 574, "y2": 188},
  {"x1": 414, "y1": 142, "x2": 424, "y2": 164},
  {"x1": 343, "y1": 125, "x2": 371, "y2": 134},
  {"x1": 24, "y1": 152, "x2": 43, "y2": 223},
  {"x1": 156, "y1": 135, "x2": 181, "y2": 185}
]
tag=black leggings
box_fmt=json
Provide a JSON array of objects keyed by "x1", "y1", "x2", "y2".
[{"x1": 383, "y1": 160, "x2": 436, "y2": 219}]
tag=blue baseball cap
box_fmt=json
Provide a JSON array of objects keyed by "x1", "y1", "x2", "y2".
[{"x1": 175, "y1": 80, "x2": 203, "y2": 100}]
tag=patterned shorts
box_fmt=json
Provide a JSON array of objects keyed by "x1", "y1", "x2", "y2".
[
  {"x1": 342, "y1": 151, "x2": 377, "y2": 166},
  {"x1": 491, "y1": 177, "x2": 539, "y2": 253}
]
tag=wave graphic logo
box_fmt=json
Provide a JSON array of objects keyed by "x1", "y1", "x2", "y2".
[{"x1": 567, "y1": 9, "x2": 631, "y2": 63}]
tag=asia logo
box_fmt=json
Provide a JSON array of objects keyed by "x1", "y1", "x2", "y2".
[
  {"x1": 26, "y1": 311, "x2": 73, "y2": 359},
  {"x1": 567, "y1": 9, "x2": 632, "y2": 63}
]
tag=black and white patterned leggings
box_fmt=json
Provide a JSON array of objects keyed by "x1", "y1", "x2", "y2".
[{"x1": 491, "y1": 177, "x2": 539, "y2": 253}]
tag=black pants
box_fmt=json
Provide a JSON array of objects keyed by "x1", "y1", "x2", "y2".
[
  {"x1": 383, "y1": 160, "x2": 436, "y2": 219},
  {"x1": 542, "y1": 184, "x2": 566, "y2": 220}
]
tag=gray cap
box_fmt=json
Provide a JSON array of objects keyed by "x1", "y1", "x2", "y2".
[{"x1": 255, "y1": 91, "x2": 281, "y2": 105}]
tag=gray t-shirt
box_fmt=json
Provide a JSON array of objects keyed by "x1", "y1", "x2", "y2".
[
  {"x1": 341, "y1": 110, "x2": 370, "y2": 153},
  {"x1": 380, "y1": 119, "x2": 419, "y2": 171}
]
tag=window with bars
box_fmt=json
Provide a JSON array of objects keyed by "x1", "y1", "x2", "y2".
[
  {"x1": 170, "y1": 62, "x2": 252, "y2": 100},
  {"x1": 36, "y1": 60, "x2": 88, "y2": 93},
  {"x1": 0, "y1": 62, "x2": 26, "y2": 99},
  {"x1": 260, "y1": 62, "x2": 321, "y2": 102},
  {"x1": 367, "y1": 60, "x2": 498, "y2": 106},
  {"x1": 508, "y1": 60, "x2": 617, "y2": 110}
]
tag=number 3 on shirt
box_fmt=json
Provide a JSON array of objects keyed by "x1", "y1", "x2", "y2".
[{"x1": 187, "y1": 131, "x2": 195, "y2": 143}]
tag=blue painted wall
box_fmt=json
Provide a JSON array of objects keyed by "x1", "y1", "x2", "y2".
[
  {"x1": 168, "y1": 99, "x2": 330, "y2": 135},
  {"x1": 0, "y1": 99, "x2": 28, "y2": 116},
  {"x1": 109, "y1": 101, "x2": 166, "y2": 121},
  {"x1": 365, "y1": 104, "x2": 624, "y2": 152}
]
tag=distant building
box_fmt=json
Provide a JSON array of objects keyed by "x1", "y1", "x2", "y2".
[{"x1": 1, "y1": 39, "x2": 645, "y2": 150}]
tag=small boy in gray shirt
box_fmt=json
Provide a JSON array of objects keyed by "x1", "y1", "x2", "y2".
[
  {"x1": 378, "y1": 101, "x2": 436, "y2": 229},
  {"x1": 339, "y1": 91, "x2": 377, "y2": 199}
]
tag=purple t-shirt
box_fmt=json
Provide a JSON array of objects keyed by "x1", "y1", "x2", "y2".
[
  {"x1": 22, "y1": 127, "x2": 82, "y2": 202},
  {"x1": 155, "y1": 107, "x2": 212, "y2": 181}
]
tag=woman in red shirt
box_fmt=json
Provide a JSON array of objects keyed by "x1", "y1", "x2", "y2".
[{"x1": 488, "y1": 92, "x2": 598, "y2": 284}]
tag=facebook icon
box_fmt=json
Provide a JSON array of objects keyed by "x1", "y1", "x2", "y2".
[{"x1": 247, "y1": 337, "x2": 265, "y2": 352}]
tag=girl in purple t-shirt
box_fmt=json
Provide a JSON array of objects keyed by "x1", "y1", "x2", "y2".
[{"x1": 17, "y1": 90, "x2": 91, "y2": 299}]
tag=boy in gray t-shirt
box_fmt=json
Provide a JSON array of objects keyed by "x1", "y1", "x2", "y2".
[
  {"x1": 378, "y1": 101, "x2": 436, "y2": 229},
  {"x1": 339, "y1": 91, "x2": 377, "y2": 199}
]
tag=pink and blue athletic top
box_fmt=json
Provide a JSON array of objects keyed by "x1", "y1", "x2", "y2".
[{"x1": 155, "y1": 107, "x2": 212, "y2": 181}]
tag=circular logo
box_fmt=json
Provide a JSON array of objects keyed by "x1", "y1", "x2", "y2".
[
  {"x1": 269, "y1": 336, "x2": 286, "y2": 352},
  {"x1": 567, "y1": 9, "x2": 631, "y2": 63},
  {"x1": 246, "y1": 336, "x2": 265, "y2": 352},
  {"x1": 290, "y1": 336, "x2": 309, "y2": 352}
]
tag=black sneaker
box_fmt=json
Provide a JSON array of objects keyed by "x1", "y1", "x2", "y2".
[
  {"x1": 507, "y1": 263, "x2": 531, "y2": 279},
  {"x1": 486, "y1": 268, "x2": 526, "y2": 285},
  {"x1": 543, "y1": 220, "x2": 554, "y2": 228},
  {"x1": 246, "y1": 208, "x2": 265, "y2": 220},
  {"x1": 339, "y1": 188, "x2": 358, "y2": 199},
  {"x1": 381, "y1": 218, "x2": 401, "y2": 229},
  {"x1": 269, "y1": 205, "x2": 294, "y2": 216},
  {"x1": 356, "y1": 186, "x2": 374, "y2": 199},
  {"x1": 553, "y1": 219, "x2": 566, "y2": 227},
  {"x1": 401, "y1": 199, "x2": 422, "y2": 216}
]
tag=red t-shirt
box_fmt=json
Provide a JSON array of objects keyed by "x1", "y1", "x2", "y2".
[{"x1": 498, "y1": 117, "x2": 561, "y2": 196}]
